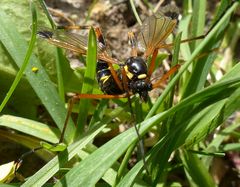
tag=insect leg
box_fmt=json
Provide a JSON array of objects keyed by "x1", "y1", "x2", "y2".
[
  {"x1": 14, "y1": 147, "x2": 43, "y2": 176},
  {"x1": 59, "y1": 93, "x2": 128, "y2": 143},
  {"x1": 161, "y1": 34, "x2": 206, "y2": 49},
  {"x1": 152, "y1": 64, "x2": 181, "y2": 89},
  {"x1": 121, "y1": 66, "x2": 149, "y2": 174},
  {"x1": 48, "y1": 7, "x2": 75, "y2": 26}
]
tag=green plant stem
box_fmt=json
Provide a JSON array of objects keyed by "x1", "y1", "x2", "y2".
[
  {"x1": 130, "y1": 0, "x2": 142, "y2": 26},
  {"x1": 38, "y1": 0, "x2": 56, "y2": 29}
]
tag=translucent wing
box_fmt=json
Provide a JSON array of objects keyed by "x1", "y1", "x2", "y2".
[
  {"x1": 137, "y1": 12, "x2": 177, "y2": 57},
  {"x1": 37, "y1": 27, "x2": 116, "y2": 64}
]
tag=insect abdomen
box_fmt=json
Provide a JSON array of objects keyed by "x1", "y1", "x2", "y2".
[{"x1": 96, "y1": 60, "x2": 124, "y2": 95}]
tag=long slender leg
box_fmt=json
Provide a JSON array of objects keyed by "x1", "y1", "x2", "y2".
[
  {"x1": 161, "y1": 34, "x2": 206, "y2": 49},
  {"x1": 152, "y1": 64, "x2": 181, "y2": 89},
  {"x1": 14, "y1": 93, "x2": 128, "y2": 177},
  {"x1": 15, "y1": 147, "x2": 42, "y2": 175},
  {"x1": 59, "y1": 93, "x2": 128, "y2": 143},
  {"x1": 48, "y1": 7, "x2": 75, "y2": 26},
  {"x1": 59, "y1": 97, "x2": 75, "y2": 143}
]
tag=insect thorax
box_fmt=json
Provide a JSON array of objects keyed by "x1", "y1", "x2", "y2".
[{"x1": 124, "y1": 57, "x2": 152, "y2": 101}]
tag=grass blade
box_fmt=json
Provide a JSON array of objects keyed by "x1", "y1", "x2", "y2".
[
  {"x1": 146, "y1": 1, "x2": 239, "y2": 118},
  {"x1": 76, "y1": 27, "x2": 97, "y2": 136},
  {"x1": 0, "y1": 2, "x2": 37, "y2": 112},
  {"x1": 0, "y1": 5, "x2": 75, "y2": 143}
]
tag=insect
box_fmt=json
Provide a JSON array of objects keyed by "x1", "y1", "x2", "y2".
[
  {"x1": 35, "y1": 8, "x2": 183, "y2": 170},
  {"x1": 35, "y1": 9, "x2": 184, "y2": 175},
  {"x1": 38, "y1": 11, "x2": 180, "y2": 103}
]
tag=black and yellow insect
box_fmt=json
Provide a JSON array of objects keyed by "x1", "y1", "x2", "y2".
[{"x1": 37, "y1": 9, "x2": 180, "y2": 103}]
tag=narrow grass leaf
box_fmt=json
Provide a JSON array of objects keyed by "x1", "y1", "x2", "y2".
[
  {"x1": 146, "y1": 1, "x2": 239, "y2": 118},
  {"x1": 0, "y1": 7, "x2": 75, "y2": 143},
  {"x1": 221, "y1": 143, "x2": 240, "y2": 151},
  {"x1": 190, "y1": 0, "x2": 206, "y2": 48},
  {"x1": 76, "y1": 27, "x2": 97, "y2": 136},
  {"x1": 22, "y1": 106, "x2": 124, "y2": 186},
  {"x1": 0, "y1": 2, "x2": 37, "y2": 112},
  {"x1": 181, "y1": 150, "x2": 215, "y2": 187},
  {"x1": 0, "y1": 115, "x2": 59, "y2": 143}
]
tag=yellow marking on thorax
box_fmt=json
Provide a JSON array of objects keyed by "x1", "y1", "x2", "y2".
[
  {"x1": 124, "y1": 65, "x2": 134, "y2": 79},
  {"x1": 138, "y1": 74, "x2": 147, "y2": 79}
]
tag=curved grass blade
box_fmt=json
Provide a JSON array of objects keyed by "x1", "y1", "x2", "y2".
[
  {"x1": 0, "y1": 5, "x2": 75, "y2": 143},
  {"x1": 180, "y1": 150, "x2": 215, "y2": 187},
  {"x1": 146, "y1": 1, "x2": 239, "y2": 118},
  {"x1": 118, "y1": 62, "x2": 240, "y2": 186},
  {"x1": 0, "y1": 2, "x2": 37, "y2": 112},
  {"x1": 53, "y1": 74, "x2": 240, "y2": 186},
  {"x1": 21, "y1": 106, "x2": 124, "y2": 186}
]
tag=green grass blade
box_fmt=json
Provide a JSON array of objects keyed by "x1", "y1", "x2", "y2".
[
  {"x1": 0, "y1": 2, "x2": 37, "y2": 112},
  {"x1": 180, "y1": 150, "x2": 216, "y2": 187},
  {"x1": 130, "y1": 0, "x2": 142, "y2": 25},
  {"x1": 21, "y1": 106, "x2": 124, "y2": 186},
  {"x1": 55, "y1": 48, "x2": 66, "y2": 101},
  {"x1": 0, "y1": 115, "x2": 59, "y2": 143},
  {"x1": 190, "y1": 0, "x2": 206, "y2": 48},
  {"x1": 76, "y1": 27, "x2": 97, "y2": 136},
  {"x1": 38, "y1": 0, "x2": 56, "y2": 29},
  {"x1": 0, "y1": 6, "x2": 75, "y2": 143},
  {"x1": 221, "y1": 143, "x2": 240, "y2": 151},
  {"x1": 38, "y1": 0, "x2": 69, "y2": 102},
  {"x1": 146, "y1": 1, "x2": 239, "y2": 118}
]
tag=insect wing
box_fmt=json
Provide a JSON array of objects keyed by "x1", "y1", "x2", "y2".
[
  {"x1": 137, "y1": 13, "x2": 177, "y2": 57},
  {"x1": 37, "y1": 27, "x2": 88, "y2": 54},
  {"x1": 37, "y1": 27, "x2": 111, "y2": 57}
]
